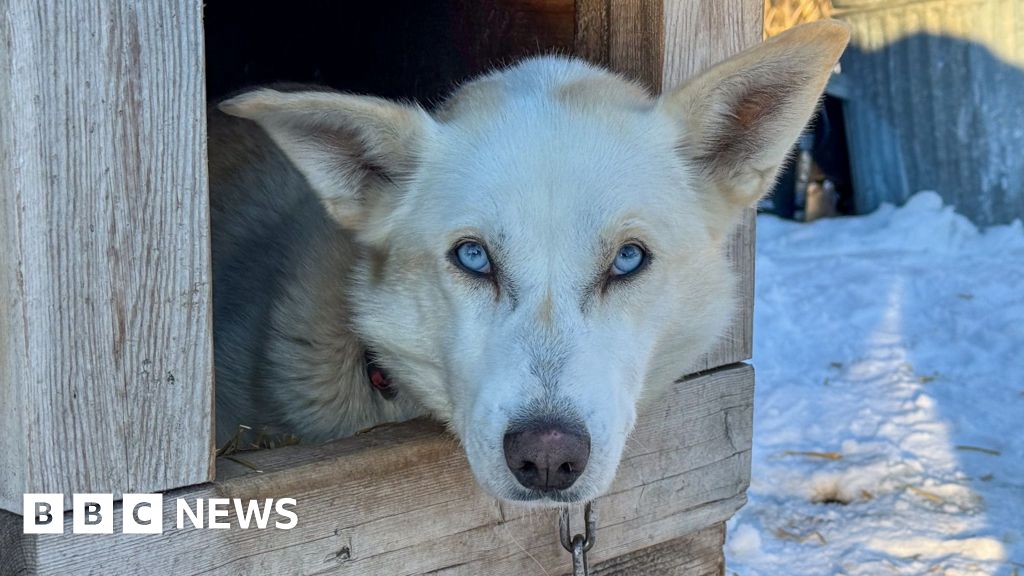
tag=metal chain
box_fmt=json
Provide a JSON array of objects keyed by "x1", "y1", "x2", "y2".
[{"x1": 559, "y1": 502, "x2": 597, "y2": 576}]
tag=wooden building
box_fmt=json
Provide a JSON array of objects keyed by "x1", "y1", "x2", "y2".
[{"x1": 832, "y1": 0, "x2": 1024, "y2": 225}]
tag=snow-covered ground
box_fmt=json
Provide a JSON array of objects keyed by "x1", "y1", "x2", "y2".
[{"x1": 726, "y1": 192, "x2": 1024, "y2": 575}]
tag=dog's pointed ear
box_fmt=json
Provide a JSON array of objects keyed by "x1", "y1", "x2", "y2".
[
  {"x1": 219, "y1": 90, "x2": 432, "y2": 231},
  {"x1": 658, "y1": 21, "x2": 850, "y2": 226}
]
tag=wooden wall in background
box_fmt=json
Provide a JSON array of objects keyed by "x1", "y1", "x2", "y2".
[
  {"x1": 833, "y1": 0, "x2": 1024, "y2": 226},
  {"x1": 0, "y1": 0, "x2": 214, "y2": 512}
]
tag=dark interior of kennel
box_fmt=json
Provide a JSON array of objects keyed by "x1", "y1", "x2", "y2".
[{"x1": 204, "y1": 0, "x2": 575, "y2": 105}]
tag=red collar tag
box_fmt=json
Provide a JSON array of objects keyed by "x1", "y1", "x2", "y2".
[{"x1": 365, "y1": 351, "x2": 398, "y2": 400}]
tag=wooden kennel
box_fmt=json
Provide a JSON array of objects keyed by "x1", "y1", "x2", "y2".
[{"x1": 0, "y1": 1, "x2": 761, "y2": 573}]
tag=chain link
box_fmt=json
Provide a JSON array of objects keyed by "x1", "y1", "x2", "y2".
[{"x1": 559, "y1": 502, "x2": 597, "y2": 576}]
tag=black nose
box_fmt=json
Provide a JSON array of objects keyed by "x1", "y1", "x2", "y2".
[{"x1": 503, "y1": 422, "x2": 591, "y2": 492}]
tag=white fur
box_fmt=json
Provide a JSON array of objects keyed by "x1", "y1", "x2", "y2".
[{"x1": 214, "y1": 22, "x2": 850, "y2": 505}]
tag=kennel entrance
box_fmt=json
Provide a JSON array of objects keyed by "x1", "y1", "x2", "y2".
[{"x1": 0, "y1": 1, "x2": 759, "y2": 573}]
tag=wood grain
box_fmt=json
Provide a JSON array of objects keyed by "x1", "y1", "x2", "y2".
[
  {"x1": 584, "y1": 523, "x2": 725, "y2": 576},
  {"x1": 574, "y1": 0, "x2": 664, "y2": 91},
  {"x1": 574, "y1": 0, "x2": 611, "y2": 65},
  {"x1": 661, "y1": 0, "x2": 764, "y2": 91},
  {"x1": 0, "y1": 510, "x2": 30, "y2": 573},
  {"x1": 694, "y1": 209, "x2": 756, "y2": 373},
  {"x1": 0, "y1": 0, "x2": 213, "y2": 513},
  {"x1": 2, "y1": 364, "x2": 753, "y2": 575}
]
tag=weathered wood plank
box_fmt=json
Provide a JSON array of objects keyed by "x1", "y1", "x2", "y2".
[
  {"x1": 693, "y1": 208, "x2": 756, "y2": 373},
  {"x1": 574, "y1": 0, "x2": 610, "y2": 66},
  {"x1": 577, "y1": 0, "x2": 764, "y2": 124},
  {"x1": 2, "y1": 364, "x2": 753, "y2": 576},
  {"x1": 0, "y1": 510, "x2": 31, "y2": 573},
  {"x1": 576, "y1": 0, "x2": 761, "y2": 373},
  {"x1": 661, "y1": 0, "x2": 764, "y2": 90},
  {"x1": 584, "y1": 523, "x2": 725, "y2": 576},
  {"x1": 609, "y1": 0, "x2": 664, "y2": 91},
  {"x1": 0, "y1": 0, "x2": 214, "y2": 513},
  {"x1": 574, "y1": 0, "x2": 664, "y2": 91}
]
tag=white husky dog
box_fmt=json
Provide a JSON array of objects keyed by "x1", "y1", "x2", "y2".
[{"x1": 212, "y1": 22, "x2": 849, "y2": 505}]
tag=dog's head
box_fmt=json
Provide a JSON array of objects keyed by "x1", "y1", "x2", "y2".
[{"x1": 221, "y1": 22, "x2": 849, "y2": 505}]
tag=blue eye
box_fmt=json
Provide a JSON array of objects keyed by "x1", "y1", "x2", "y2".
[
  {"x1": 455, "y1": 241, "x2": 492, "y2": 275},
  {"x1": 611, "y1": 243, "x2": 646, "y2": 276}
]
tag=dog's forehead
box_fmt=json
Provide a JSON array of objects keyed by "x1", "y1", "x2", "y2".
[
  {"x1": 434, "y1": 56, "x2": 653, "y2": 123},
  {"x1": 415, "y1": 59, "x2": 686, "y2": 228},
  {"x1": 431, "y1": 57, "x2": 664, "y2": 171},
  {"x1": 417, "y1": 117, "x2": 681, "y2": 252},
  {"x1": 393, "y1": 56, "x2": 709, "y2": 271}
]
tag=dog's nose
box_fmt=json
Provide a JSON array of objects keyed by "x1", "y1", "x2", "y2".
[{"x1": 503, "y1": 423, "x2": 590, "y2": 492}]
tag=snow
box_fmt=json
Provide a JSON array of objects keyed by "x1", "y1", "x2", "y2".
[{"x1": 726, "y1": 192, "x2": 1024, "y2": 576}]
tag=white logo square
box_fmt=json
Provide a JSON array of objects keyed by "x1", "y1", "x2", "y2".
[
  {"x1": 72, "y1": 493, "x2": 114, "y2": 534},
  {"x1": 22, "y1": 494, "x2": 64, "y2": 534},
  {"x1": 122, "y1": 493, "x2": 163, "y2": 534}
]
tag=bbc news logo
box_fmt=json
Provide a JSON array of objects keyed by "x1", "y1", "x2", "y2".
[{"x1": 23, "y1": 494, "x2": 297, "y2": 534}]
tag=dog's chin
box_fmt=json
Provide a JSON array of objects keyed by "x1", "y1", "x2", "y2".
[
  {"x1": 483, "y1": 473, "x2": 612, "y2": 507},
  {"x1": 496, "y1": 486, "x2": 594, "y2": 508},
  {"x1": 467, "y1": 451, "x2": 618, "y2": 508},
  {"x1": 467, "y1": 460, "x2": 609, "y2": 507}
]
